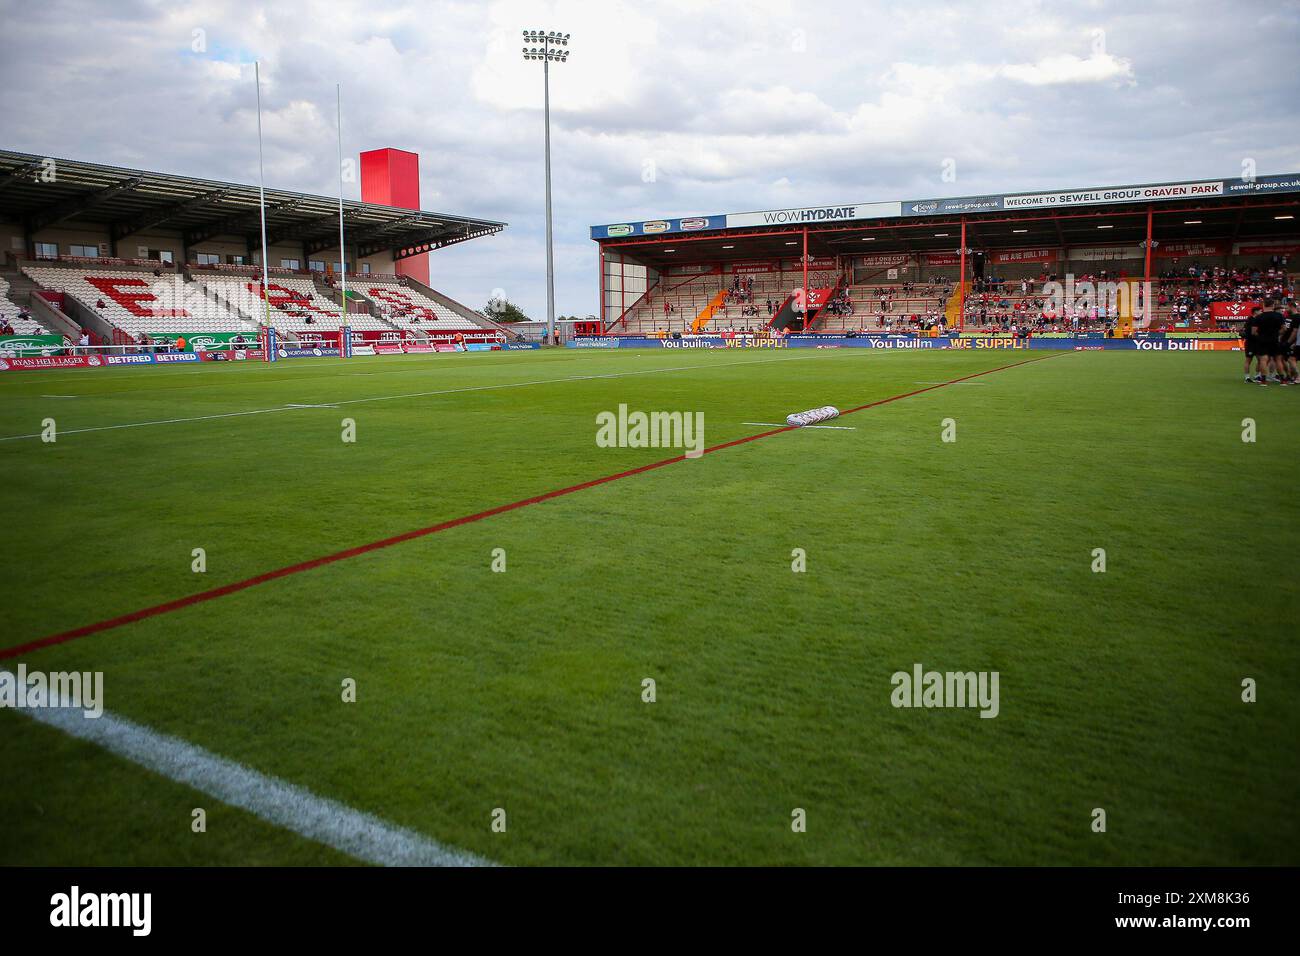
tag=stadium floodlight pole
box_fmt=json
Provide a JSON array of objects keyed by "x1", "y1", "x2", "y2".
[
  {"x1": 522, "y1": 30, "x2": 570, "y2": 345},
  {"x1": 254, "y1": 61, "x2": 272, "y2": 329}
]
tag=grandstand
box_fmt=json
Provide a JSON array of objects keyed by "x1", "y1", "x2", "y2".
[
  {"x1": 0, "y1": 148, "x2": 507, "y2": 349},
  {"x1": 347, "y1": 272, "x2": 496, "y2": 334},
  {"x1": 22, "y1": 262, "x2": 257, "y2": 338},
  {"x1": 592, "y1": 173, "x2": 1300, "y2": 337}
]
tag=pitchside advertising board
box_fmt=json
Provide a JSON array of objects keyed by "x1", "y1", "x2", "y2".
[
  {"x1": 783, "y1": 336, "x2": 1241, "y2": 351},
  {"x1": 145, "y1": 332, "x2": 259, "y2": 351},
  {"x1": 591, "y1": 173, "x2": 1300, "y2": 238},
  {"x1": 565, "y1": 335, "x2": 1242, "y2": 351},
  {"x1": 0, "y1": 334, "x2": 63, "y2": 357}
]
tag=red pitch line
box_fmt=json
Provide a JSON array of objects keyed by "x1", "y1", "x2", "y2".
[{"x1": 1, "y1": 351, "x2": 1065, "y2": 661}]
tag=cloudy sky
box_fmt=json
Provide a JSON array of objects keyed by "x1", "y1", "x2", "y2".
[{"x1": 1, "y1": 0, "x2": 1297, "y2": 318}]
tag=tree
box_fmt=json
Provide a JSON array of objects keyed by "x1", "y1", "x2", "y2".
[{"x1": 484, "y1": 295, "x2": 530, "y2": 323}]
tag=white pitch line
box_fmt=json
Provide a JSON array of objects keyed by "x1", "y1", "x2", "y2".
[
  {"x1": 741, "y1": 421, "x2": 857, "y2": 430},
  {"x1": 284, "y1": 403, "x2": 338, "y2": 409},
  {"x1": 0, "y1": 354, "x2": 808, "y2": 443},
  {"x1": 6, "y1": 678, "x2": 491, "y2": 867}
]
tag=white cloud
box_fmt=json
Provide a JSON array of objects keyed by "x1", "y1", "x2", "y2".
[
  {"x1": 0, "y1": 0, "x2": 1295, "y2": 320},
  {"x1": 1000, "y1": 51, "x2": 1134, "y2": 86}
]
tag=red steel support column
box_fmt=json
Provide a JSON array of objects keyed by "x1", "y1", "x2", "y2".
[
  {"x1": 1143, "y1": 205, "x2": 1155, "y2": 332},
  {"x1": 802, "y1": 225, "x2": 809, "y2": 331},
  {"x1": 597, "y1": 243, "x2": 604, "y2": 333},
  {"x1": 958, "y1": 217, "x2": 967, "y2": 330},
  {"x1": 1143, "y1": 204, "x2": 1153, "y2": 284}
]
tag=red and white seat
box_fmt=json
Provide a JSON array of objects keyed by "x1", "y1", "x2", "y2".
[
  {"x1": 0, "y1": 277, "x2": 48, "y2": 333},
  {"x1": 22, "y1": 265, "x2": 256, "y2": 335},
  {"x1": 354, "y1": 275, "x2": 483, "y2": 332},
  {"x1": 197, "y1": 275, "x2": 391, "y2": 332}
]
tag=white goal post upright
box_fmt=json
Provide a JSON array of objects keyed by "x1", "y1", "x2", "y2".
[
  {"x1": 336, "y1": 82, "x2": 349, "y2": 360},
  {"x1": 254, "y1": 61, "x2": 274, "y2": 338}
]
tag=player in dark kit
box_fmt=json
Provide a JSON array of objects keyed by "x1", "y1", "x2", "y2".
[
  {"x1": 1247, "y1": 298, "x2": 1287, "y2": 386},
  {"x1": 1281, "y1": 300, "x2": 1300, "y2": 384},
  {"x1": 1241, "y1": 306, "x2": 1262, "y2": 383}
]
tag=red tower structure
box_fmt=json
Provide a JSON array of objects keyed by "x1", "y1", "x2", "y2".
[{"x1": 359, "y1": 147, "x2": 429, "y2": 285}]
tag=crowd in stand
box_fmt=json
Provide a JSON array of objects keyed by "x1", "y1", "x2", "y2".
[
  {"x1": 868, "y1": 282, "x2": 949, "y2": 312},
  {"x1": 376, "y1": 301, "x2": 426, "y2": 324},
  {"x1": 823, "y1": 289, "x2": 854, "y2": 316},
  {"x1": 721, "y1": 274, "x2": 759, "y2": 313},
  {"x1": 728, "y1": 274, "x2": 755, "y2": 302},
  {"x1": 878, "y1": 311, "x2": 947, "y2": 332},
  {"x1": 619, "y1": 257, "x2": 1296, "y2": 337},
  {"x1": 1155, "y1": 259, "x2": 1293, "y2": 326},
  {"x1": 0, "y1": 306, "x2": 36, "y2": 334}
]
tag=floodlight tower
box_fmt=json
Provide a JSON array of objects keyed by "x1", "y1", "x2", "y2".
[{"x1": 522, "y1": 29, "x2": 570, "y2": 345}]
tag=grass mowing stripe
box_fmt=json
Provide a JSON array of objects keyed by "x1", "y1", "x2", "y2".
[
  {"x1": 0, "y1": 353, "x2": 807, "y2": 443},
  {"x1": 3, "y1": 675, "x2": 490, "y2": 867},
  {"x1": 0, "y1": 351, "x2": 1061, "y2": 660}
]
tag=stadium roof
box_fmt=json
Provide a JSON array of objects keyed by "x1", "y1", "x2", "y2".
[
  {"x1": 591, "y1": 173, "x2": 1300, "y2": 267},
  {"x1": 0, "y1": 149, "x2": 505, "y2": 260}
]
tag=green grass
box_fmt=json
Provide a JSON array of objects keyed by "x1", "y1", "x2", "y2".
[{"x1": 1, "y1": 346, "x2": 1296, "y2": 866}]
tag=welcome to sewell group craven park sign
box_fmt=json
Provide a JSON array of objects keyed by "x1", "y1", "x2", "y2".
[{"x1": 589, "y1": 173, "x2": 1300, "y2": 239}]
